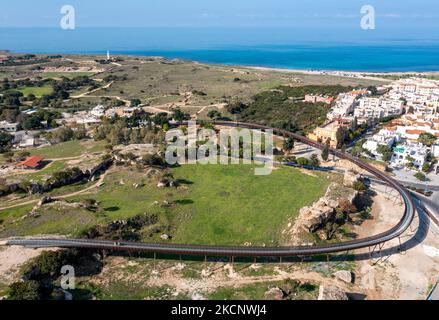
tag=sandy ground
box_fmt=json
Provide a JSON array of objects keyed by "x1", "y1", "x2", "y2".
[
  {"x1": 0, "y1": 246, "x2": 54, "y2": 285},
  {"x1": 89, "y1": 256, "x2": 353, "y2": 300},
  {"x1": 355, "y1": 183, "x2": 439, "y2": 300}
]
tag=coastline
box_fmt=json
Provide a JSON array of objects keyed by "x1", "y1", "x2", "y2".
[{"x1": 3, "y1": 50, "x2": 439, "y2": 79}]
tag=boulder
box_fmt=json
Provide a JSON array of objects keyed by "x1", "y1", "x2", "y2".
[
  {"x1": 334, "y1": 270, "x2": 353, "y2": 284},
  {"x1": 37, "y1": 196, "x2": 53, "y2": 207},
  {"x1": 344, "y1": 170, "x2": 362, "y2": 188},
  {"x1": 160, "y1": 234, "x2": 171, "y2": 240},
  {"x1": 285, "y1": 182, "x2": 359, "y2": 244},
  {"x1": 157, "y1": 181, "x2": 167, "y2": 188},
  {"x1": 264, "y1": 287, "x2": 285, "y2": 300},
  {"x1": 318, "y1": 285, "x2": 349, "y2": 300}
]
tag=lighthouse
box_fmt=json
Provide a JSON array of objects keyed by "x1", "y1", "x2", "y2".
[{"x1": 106, "y1": 50, "x2": 110, "y2": 61}]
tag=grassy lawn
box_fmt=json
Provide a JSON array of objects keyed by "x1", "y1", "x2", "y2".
[
  {"x1": 74, "y1": 282, "x2": 189, "y2": 300},
  {"x1": 75, "y1": 164, "x2": 329, "y2": 245},
  {"x1": 28, "y1": 140, "x2": 107, "y2": 159},
  {"x1": 208, "y1": 280, "x2": 318, "y2": 300},
  {"x1": 17, "y1": 86, "x2": 53, "y2": 97},
  {"x1": 169, "y1": 164, "x2": 329, "y2": 246},
  {"x1": 41, "y1": 72, "x2": 95, "y2": 79},
  {"x1": 0, "y1": 163, "x2": 329, "y2": 244}
]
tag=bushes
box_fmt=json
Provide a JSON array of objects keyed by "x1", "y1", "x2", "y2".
[
  {"x1": 8, "y1": 249, "x2": 103, "y2": 300},
  {"x1": 47, "y1": 167, "x2": 84, "y2": 186},
  {"x1": 141, "y1": 153, "x2": 166, "y2": 166},
  {"x1": 8, "y1": 280, "x2": 43, "y2": 300},
  {"x1": 82, "y1": 212, "x2": 160, "y2": 241},
  {"x1": 414, "y1": 172, "x2": 427, "y2": 182},
  {"x1": 22, "y1": 250, "x2": 76, "y2": 278},
  {"x1": 422, "y1": 162, "x2": 432, "y2": 173},
  {"x1": 353, "y1": 181, "x2": 367, "y2": 191},
  {"x1": 233, "y1": 85, "x2": 352, "y2": 133},
  {"x1": 321, "y1": 144, "x2": 330, "y2": 161},
  {"x1": 0, "y1": 132, "x2": 13, "y2": 153}
]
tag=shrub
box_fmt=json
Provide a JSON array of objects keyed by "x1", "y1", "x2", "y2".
[
  {"x1": 353, "y1": 181, "x2": 367, "y2": 191},
  {"x1": 8, "y1": 280, "x2": 43, "y2": 300},
  {"x1": 142, "y1": 154, "x2": 165, "y2": 166},
  {"x1": 414, "y1": 172, "x2": 427, "y2": 182}
]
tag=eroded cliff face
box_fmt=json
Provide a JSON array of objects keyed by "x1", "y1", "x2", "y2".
[{"x1": 284, "y1": 182, "x2": 359, "y2": 245}]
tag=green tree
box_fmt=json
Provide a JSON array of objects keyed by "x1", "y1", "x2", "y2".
[
  {"x1": 422, "y1": 162, "x2": 431, "y2": 173},
  {"x1": 376, "y1": 145, "x2": 393, "y2": 162},
  {"x1": 353, "y1": 180, "x2": 367, "y2": 191},
  {"x1": 73, "y1": 126, "x2": 87, "y2": 140},
  {"x1": 283, "y1": 137, "x2": 295, "y2": 154},
  {"x1": 418, "y1": 132, "x2": 437, "y2": 147},
  {"x1": 52, "y1": 126, "x2": 74, "y2": 143},
  {"x1": 0, "y1": 132, "x2": 13, "y2": 153},
  {"x1": 321, "y1": 144, "x2": 330, "y2": 161},
  {"x1": 207, "y1": 110, "x2": 222, "y2": 120},
  {"x1": 414, "y1": 172, "x2": 427, "y2": 182},
  {"x1": 130, "y1": 98, "x2": 141, "y2": 107},
  {"x1": 310, "y1": 154, "x2": 320, "y2": 167},
  {"x1": 172, "y1": 109, "x2": 190, "y2": 122}
]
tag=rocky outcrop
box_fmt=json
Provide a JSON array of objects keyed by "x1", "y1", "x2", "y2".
[
  {"x1": 286, "y1": 183, "x2": 358, "y2": 244},
  {"x1": 334, "y1": 270, "x2": 354, "y2": 284},
  {"x1": 343, "y1": 169, "x2": 362, "y2": 188},
  {"x1": 318, "y1": 285, "x2": 349, "y2": 300},
  {"x1": 264, "y1": 287, "x2": 285, "y2": 300},
  {"x1": 0, "y1": 159, "x2": 113, "y2": 198}
]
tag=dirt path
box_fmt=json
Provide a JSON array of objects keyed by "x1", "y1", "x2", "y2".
[
  {"x1": 0, "y1": 169, "x2": 111, "y2": 212},
  {"x1": 355, "y1": 183, "x2": 439, "y2": 300},
  {"x1": 70, "y1": 81, "x2": 114, "y2": 99},
  {"x1": 0, "y1": 246, "x2": 56, "y2": 285}
]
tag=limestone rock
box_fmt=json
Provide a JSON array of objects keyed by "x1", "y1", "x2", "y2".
[
  {"x1": 264, "y1": 287, "x2": 285, "y2": 300},
  {"x1": 160, "y1": 234, "x2": 171, "y2": 240},
  {"x1": 157, "y1": 181, "x2": 167, "y2": 188},
  {"x1": 318, "y1": 285, "x2": 349, "y2": 300},
  {"x1": 37, "y1": 196, "x2": 52, "y2": 207},
  {"x1": 344, "y1": 169, "x2": 362, "y2": 188},
  {"x1": 334, "y1": 270, "x2": 353, "y2": 284}
]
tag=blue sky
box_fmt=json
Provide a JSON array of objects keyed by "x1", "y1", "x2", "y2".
[{"x1": 1, "y1": 0, "x2": 439, "y2": 28}]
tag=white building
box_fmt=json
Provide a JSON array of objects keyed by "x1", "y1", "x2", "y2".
[
  {"x1": 391, "y1": 143, "x2": 429, "y2": 169},
  {"x1": 0, "y1": 121, "x2": 19, "y2": 132},
  {"x1": 354, "y1": 97, "x2": 404, "y2": 120},
  {"x1": 363, "y1": 128, "x2": 400, "y2": 157},
  {"x1": 433, "y1": 144, "x2": 439, "y2": 158},
  {"x1": 328, "y1": 93, "x2": 357, "y2": 120},
  {"x1": 90, "y1": 105, "x2": 106, "y2": 118}
]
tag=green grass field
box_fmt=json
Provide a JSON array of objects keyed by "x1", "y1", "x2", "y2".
[
  {"x1": 28, "y1": 140, "x2": 107, "y2": 159},
  {"x1": 0, "y1": 163, "x2": 330, "y2": 245},
  {"x1": 73, "y1": 164, "x2": 330, "y2": 246},
  {"x1": 41, "y1": 72, "x2": 96, "y2": 79},
  {"x1": 17, "y1": 86, "x2": 53, "y2": 97},
  {"x1": 169, "y1": 164, "x2": 329, "y2": 245}
]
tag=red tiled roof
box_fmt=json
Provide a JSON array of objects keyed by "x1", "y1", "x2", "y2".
[
  {"x1": 17, "y1": 156, "x2": 44, "y2": 168},
  {"x1": 406, "y1": 129, "x2": 426, "y2": 135}
]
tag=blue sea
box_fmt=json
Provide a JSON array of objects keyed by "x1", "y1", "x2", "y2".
[{"x1": 1, "y1": 28, "x2": 439, "y2": 72}]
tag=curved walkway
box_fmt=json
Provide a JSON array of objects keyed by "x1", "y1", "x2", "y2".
[{"x1": 4, "y1": 121, "x2": 417, "y2": 257}]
